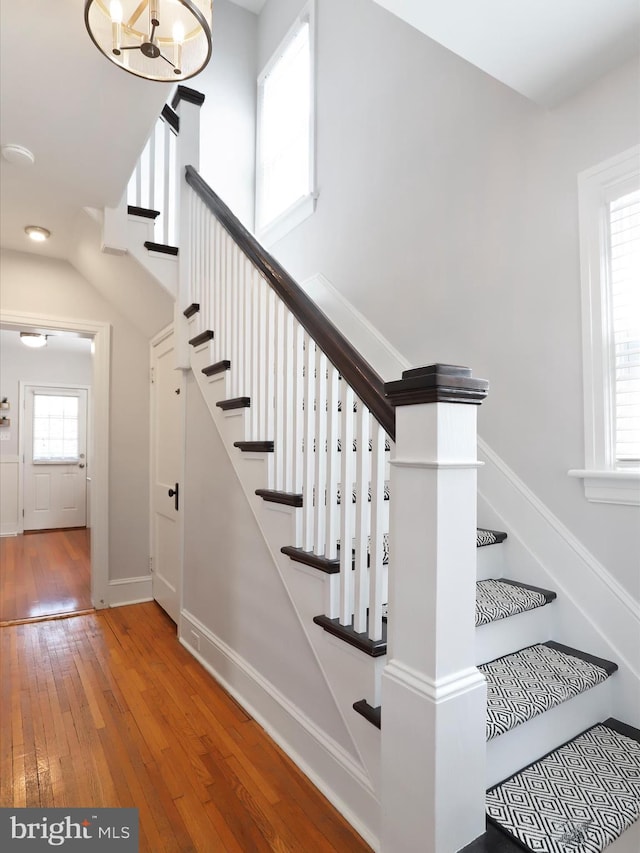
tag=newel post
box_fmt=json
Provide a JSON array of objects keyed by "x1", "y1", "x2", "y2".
[
  {"x1": 173, "y1": 86, "x2": 205, "y2": 369},
  {"x1": 381, "y1": 365, "x2": 489, "y2": 853}
]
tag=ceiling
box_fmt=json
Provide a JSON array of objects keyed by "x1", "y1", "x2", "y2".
[
  {"x1": 373, "y1": 0, "x2": 640, "y2": 106},
  {"x1": 1, "y1": 0, "x2": 638, "y2": 265}
]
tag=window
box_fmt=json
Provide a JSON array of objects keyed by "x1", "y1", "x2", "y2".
[
  {"x1": 256, "y1": 2, "x2": 316, "y2": 244},
  {"x1": 33, "y1": 394, "x2": 80, "y2": 462},
  {"x1": 570, "y1": 146, "x2": 640, "y2": 505}
]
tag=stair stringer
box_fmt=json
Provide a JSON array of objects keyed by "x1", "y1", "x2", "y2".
[
  {"x1": 478, "y1": 441, "x2": 640, "y2": 726},
  {"x1": 102, "y1": 204, "x2": 178, "y2": 298},
  {"x1": 188, "y1": 342, "x2": 386, "y2": 807}
]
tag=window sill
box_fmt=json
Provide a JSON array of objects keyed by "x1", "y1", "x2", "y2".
[
  {"x1": 257, "y1": 193, "x2": 317, "y2": 248},
  {"x1": 568, "y1": 469, "x2": 640, "y2": 506}
]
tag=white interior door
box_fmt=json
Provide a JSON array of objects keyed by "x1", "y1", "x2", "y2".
[
  {"x1": 23, "y1": 385, "x2": 88, "y2": 530},
  {"x1": 151, "y1": 328, "x2": 184, "y2": 623}
]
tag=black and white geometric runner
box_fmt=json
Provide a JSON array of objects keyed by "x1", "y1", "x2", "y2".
[
  {"x1": 487, "y1": 723, "x2": 640, "y2": 852},
  {"x1": 476, "y1": 579, "x2": 547, "y2": 626},
  {"x1": 480, "y1": 644, "x2": 611, "y2": 740}
]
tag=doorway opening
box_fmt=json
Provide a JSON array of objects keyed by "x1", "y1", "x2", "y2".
[{"x1": 0, "y1": 313, "x2": 110, "y2": 623}]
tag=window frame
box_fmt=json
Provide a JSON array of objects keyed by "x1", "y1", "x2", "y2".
[
  {"x1": 569, "y1": 145, "x2": 640, "y2": 506},
  {"x1": 255, "y1": 0, "x2": 317, "y2": 246}
]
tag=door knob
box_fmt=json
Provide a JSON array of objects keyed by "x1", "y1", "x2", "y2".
[
  {"x1": 168, "y1": 483, "x2": 179, "y2": 511},
  {"x1": 78, "y1": 463, "x2": 85, "y2": 468}
]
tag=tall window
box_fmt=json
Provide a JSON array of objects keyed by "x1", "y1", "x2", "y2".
[
  {"x1": 256, "y1": 2, "x2": 316, "y2": 243},
  {"x1": 571, "y1": 146, "x2": 640, "y2": 505},
  {"x1": 608, "y1": 189, "x2": 640, "y2": 465}
]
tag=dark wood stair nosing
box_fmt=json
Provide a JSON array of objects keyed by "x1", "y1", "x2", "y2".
[
  {"x1": 313, "y1": 614, "x2": 387, "y2": 657},
  {"x1": 189, "y1": 330, "x2": 214, "y2": 348},
  {"x1": 128, "y1": 205, "x2": 160, "y2": 220},
  {"x1": 497, "y1": 578, "x2": 557, "y2": 604},
  {"x1": 281, "y1": 546, "x2": 339, "y2": 573},
  {"x1": 217, "y1": 397, "x2": 250, "y2": 411},
  {"x1": 202, "y1": 359, "x2": 230, "y2": 377},
  {"x1": 353, "y1": 699, "x2": 381, "y2": 729},
  {"x1": 543, "y1": 640, "x2": 618, "y2": 676},
  {"x1": 233, "y1": 441, "x2": 274, "y2": 453},
  {"x1": 183, "y1": 303, "x2": 200, "y2": 319},
  {"x1": 257, "y1": 491, "x2": 303, "y2": 508},
  {"x1": 144, "y1": 240, "x2": 179, "y2": 256}
]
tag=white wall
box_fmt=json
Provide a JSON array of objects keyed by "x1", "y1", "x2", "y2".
[
  {"x1": 0, "y1": 330, "x2": 92, "y2": 458},
  {"x1": 255, "y1": 0, "x2": 640, "y2": 600},
  {"x1": 182, "y1": 372, "x2": 360, "y2": 758},
  {"x1": 194, "y1": 0, "x2": 258, "y2": 227},
  {"x1": 0, "y1": 249, "x2": 152, "y2": 582}
]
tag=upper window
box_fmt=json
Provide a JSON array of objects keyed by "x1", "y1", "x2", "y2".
[
  {"x1": 570, "y1": 146, "x2": 640, "y2": 505},
  {"x1": 256, "y1": 2, "x2": 316, "y2": 244}
]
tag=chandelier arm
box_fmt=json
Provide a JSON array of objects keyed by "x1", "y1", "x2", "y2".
[
  {"x1": 158, "y1": 52, "x2": 176, "y2": 67},
  {"x1": 118, "y1": 45, "x2": 142, "y2": 50}
]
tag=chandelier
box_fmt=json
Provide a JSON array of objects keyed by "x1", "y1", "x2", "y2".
[{"x1": 84, "y1": 1, "x2": 212, "y2": 82}]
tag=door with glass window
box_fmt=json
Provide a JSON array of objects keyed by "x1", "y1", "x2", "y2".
[{"x1": 23, "y1": 386, "x2": 88, "y2": 530}]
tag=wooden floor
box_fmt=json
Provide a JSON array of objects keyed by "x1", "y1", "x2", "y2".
[
  {"x1": 0, "y1": 529, "x2": 92, "y2": 624},
  {"x1": 0, "y1": 601, "x2": 373, "y2": 852}
]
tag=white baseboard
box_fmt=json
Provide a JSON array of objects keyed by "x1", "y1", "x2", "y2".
[
  {"x1": 180, "y1": 609, "x2": 380, "y2": 851},
  {"x1": 108, "y1": 575, "x2": 153, "y2": 607}
]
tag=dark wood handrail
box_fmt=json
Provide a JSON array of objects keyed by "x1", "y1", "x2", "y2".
[{"x1": 185, "y1": 165, "x2": 396, "y2": 440}]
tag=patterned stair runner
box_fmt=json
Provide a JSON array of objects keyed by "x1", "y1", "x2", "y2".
[
  {"x1": 486, "y1": 721, "x2": 640, "y2": 852},
  {"x1": 476, "y1": 579, "x2": 551, "y2": 626},
  {"x1": 481, "y1": 643, "x2": 614, "y2": 740}
]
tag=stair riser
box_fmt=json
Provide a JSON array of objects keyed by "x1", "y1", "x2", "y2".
[
  {"x1": 486, "y1": 678, "x2": 613, "y2": 787},
  {"x1": 476, "y1": 605, "x2": 553, "y2": 665},
  {"x1": 190, "y1": 336, "x2": 216, "y2": 369},
  {"x1": 477, "y1": 543, "x2": 505, "y2": 580}
]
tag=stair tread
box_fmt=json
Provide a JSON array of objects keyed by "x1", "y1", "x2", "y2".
[
  {"x1": 486, "y1": 721, "x2": 640, "y2": 852},
  {"x1": 481, "y1": 642, "x2": 616, "y2": 741},
  {"x1": 144, "y1": 240, "x2": 179, "y2": 255},
  {"x1": 477, "y1": 528, "x2": 508, "y2": 547},
  {"x1": 476, "y1": 579, "x2": 556, "y2": 626}
]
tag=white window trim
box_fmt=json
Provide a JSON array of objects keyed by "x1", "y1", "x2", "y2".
[
  {"x1": 569, "y1": 145, "x2": 640, "y2": 506},
  {"x1": 255, "y1": 0, "x2": 317, "y2": 247}
]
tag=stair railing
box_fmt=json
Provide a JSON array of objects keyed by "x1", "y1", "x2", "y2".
[
  {"x1": 127, "y1": 104, "x2": 179, "y2": 247},
  {"x1": 184, "y1": 167, "x2": 393, "y2": 643},
  {"x1": 125, "y1": 88, "x2": 492, "y2": 852}
]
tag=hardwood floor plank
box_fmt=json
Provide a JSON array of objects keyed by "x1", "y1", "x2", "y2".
[
  {"x1": 0, "y1": 602, "x2": 373, "y2": 852},
  {"x1": 0, "y1": 529, "x2": 92, "y2": 624}
]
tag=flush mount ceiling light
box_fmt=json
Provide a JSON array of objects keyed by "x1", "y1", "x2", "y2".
[
  {"x1": 20, "y1": 333, "x2": 48, "y2": 349},
  {"x1": 1, "y1": 144, "x2": 35, "y2": 166},
  {"x1": 84, "y1": 1, "x2": 212, "y2": 82},
  {"x1": 25, "y1": 225, "x2": 51, "y2": 242}
]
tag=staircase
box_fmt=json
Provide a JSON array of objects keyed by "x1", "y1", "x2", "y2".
[{"x1": 104, "y1": 89, "x2": 640, "y2": 852}]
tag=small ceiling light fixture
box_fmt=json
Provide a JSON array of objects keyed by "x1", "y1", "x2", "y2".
[
  {"x1": 84, "y1": 0, "x2": 212, "y2": 82},
  {"x1": 25, "y1": 225, "x2": 51, "y2": 242},
  {"x1": 1, "y1": 144, "x2": 35, "y2": 166},
  {"x1": 20, "y1": 333, "x2": 48, "y2": 349}
]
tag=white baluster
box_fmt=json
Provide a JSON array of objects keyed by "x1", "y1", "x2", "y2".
[
  {"x1": 273, "y1": 301, "x2": 286, "y2": 491},
  {"x1": 353, "y1": 402, "x2": 370, "y2": 633},
  {"x1": 257, "y1": 279, "x2": 269, "y2": 442},
  {"x1": 369, "y1": 421, "x2": 386, "y2": 641},
  {"x1": 302, "y1": 336, "x2": 316, "y2": 551},
  {"x1": 314, "y1": 350, "x2": 328, "y2": 555},
  {"x1": 250, "y1": 270, "x2": 260, "y2": 440},
  {"x1": 292, "y1": 322, "x2": 305, "y2": 497},
  {"x1": 325, "y1": 365, "x2": 340, "y2": 560},
  {"x1": 148, "y1": 123, "x2": 157, "y2": 212},
  {"x1": 339, "y1": 385, "x2": 355, "y2": 625},
  {"x1": 213, "y1": 221, "x2": 222, "y2": 361},
  {"x1": 282, "y1": 311, "x2": 295, "y2": 493}
]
